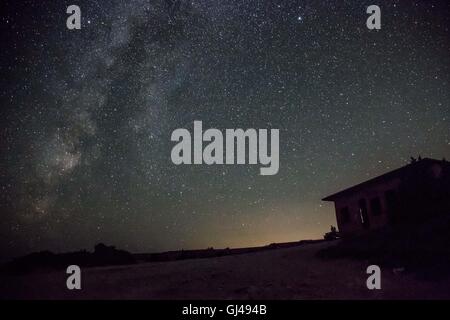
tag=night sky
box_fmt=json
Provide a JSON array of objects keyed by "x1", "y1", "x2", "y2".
[{"x1": 1, "y1": 0, "x2": 450, "y2": 260}]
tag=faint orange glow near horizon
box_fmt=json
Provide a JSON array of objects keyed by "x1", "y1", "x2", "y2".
[{"x1": 185, "y1": 201, "x2": 337, "y2": 251}]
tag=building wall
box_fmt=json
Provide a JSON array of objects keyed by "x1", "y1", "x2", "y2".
[{"x1": 334, "y1": 177, "x2": 402, "y2": 237}]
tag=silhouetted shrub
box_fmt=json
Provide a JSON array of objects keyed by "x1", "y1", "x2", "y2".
[{"x1": 2, "y1": 244, "x2": 136, "y2": 274}]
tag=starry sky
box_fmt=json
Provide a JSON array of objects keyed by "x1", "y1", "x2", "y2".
[{"x1": 1, "y1": 0, "x2": 450, "y2": 260}]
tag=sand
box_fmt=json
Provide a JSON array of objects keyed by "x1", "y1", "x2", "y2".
[{"x1": 1, "y1": 241, "x2": 449, "y2": 299}]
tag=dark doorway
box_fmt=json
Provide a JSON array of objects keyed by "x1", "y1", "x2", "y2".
[
  {"x1": 358, "y1": 198, "x2": 370, "y2": 229},
  {"x1": 340, "y1": 207, "x2": 350, "y2": 224},
  {"x1": 385, "y1": 189, "x2": 397, "y2": 224},
  {"x1": 370, "y1": 197, "x2": 382, "y2": 216}
]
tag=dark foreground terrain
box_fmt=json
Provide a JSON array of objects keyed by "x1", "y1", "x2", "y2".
[{"x1": 1, "y1": 241, "x2": 450, "y2": 299}]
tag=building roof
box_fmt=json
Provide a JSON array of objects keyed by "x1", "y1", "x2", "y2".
[{"x1": 322, "y1": 158, "x2": 448, "y2": 202}]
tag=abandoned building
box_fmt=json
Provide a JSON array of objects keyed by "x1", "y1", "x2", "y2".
[{"x1": 322, "y1": 158, "x2": 450, "y2": 237}]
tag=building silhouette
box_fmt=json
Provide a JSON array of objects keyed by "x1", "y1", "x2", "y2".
[{"x1": 323, "y1": 158, "x2": 450, "y2": 237}]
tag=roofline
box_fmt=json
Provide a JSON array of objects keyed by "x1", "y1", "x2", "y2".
[{"x1": 322, "y1": 158, "x2": 447, "y2": 202}]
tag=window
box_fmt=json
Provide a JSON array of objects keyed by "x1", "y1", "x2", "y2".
[
  {"x1": 340, "y1": 207, "x2": 350, "y2": 223},
  {"x1": 358, "y1": 198, "x2": 370, "y2": 229},
  {"x1": 370, "y1": 197, "x2": 382, "y2": 216},
  {"x1": 385, "y1": 190, "x2": 397, "y2": 212}
]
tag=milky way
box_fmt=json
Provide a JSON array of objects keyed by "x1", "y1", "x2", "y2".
[{"x1": 1, "y1": 0, "x2": 450, "y2": 259}]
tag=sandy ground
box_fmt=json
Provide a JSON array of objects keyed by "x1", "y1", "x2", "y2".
[{"x1": 1, "y1": 241, "x2": 450, "y2": 299}]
